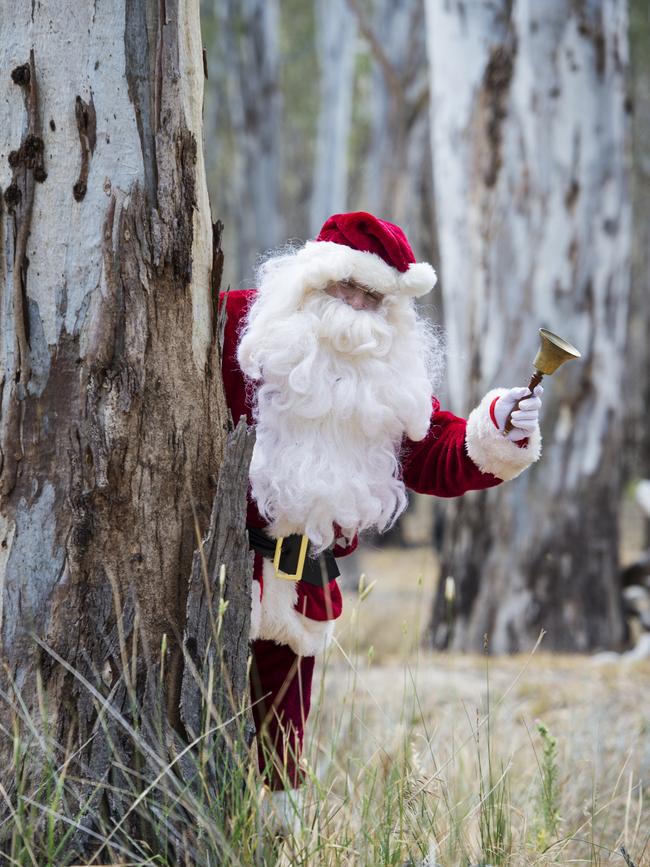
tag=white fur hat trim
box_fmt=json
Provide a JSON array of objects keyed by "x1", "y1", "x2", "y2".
[{"x1": 294, "y1": 241, "x2": 437, "y2": 298}]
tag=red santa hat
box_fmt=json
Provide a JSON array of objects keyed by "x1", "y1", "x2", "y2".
[{"x1": 291, "y1": 211, "x2": 437, "y2": 298}]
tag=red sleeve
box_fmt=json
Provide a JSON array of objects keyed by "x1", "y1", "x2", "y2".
[
  {"x1": 400, "y1": 398, "x2": 502, "y2": 497},
  {"x1": 219, "y1": 288, "x2": 257, "y2": 427},
  {"x1": 332, "y1": 524, "x2": 359, "y2": 557}
]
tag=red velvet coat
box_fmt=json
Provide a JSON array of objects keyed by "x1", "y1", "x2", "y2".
[{"x1": 220, "y1": 289, "x2": 502, "y2": 623}]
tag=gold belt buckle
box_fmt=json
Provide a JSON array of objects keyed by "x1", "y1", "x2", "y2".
[{"x1": 273, "y1": 535, "x2": 309, "y2": 582}]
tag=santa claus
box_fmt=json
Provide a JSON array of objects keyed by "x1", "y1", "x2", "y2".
[{"x1": 219, "y1": 211, "x2": 542, "y2": 829}]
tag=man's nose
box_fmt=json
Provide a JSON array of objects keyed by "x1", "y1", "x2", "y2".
[{"x1": 346, "y1": 291, "x2": 365, "y2": 310}]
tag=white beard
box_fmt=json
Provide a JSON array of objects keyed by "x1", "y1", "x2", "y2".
[{"x1": 237, "y1": 257, "x2": 444, "y2": 552}]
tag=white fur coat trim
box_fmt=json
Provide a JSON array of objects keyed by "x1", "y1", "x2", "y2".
[
  {"x1": 294, "y1": 240, "x2": 437, "y2": 298},
  {"x1": 249, "y1": 559, "x2": 335, "y2": 657},
  {"x1": 465, "y1": 388, "x2": 542, "y2": 482}
]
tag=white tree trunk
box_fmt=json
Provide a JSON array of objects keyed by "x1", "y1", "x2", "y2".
[
  {"x1": 0, "y1": 0, "x2": 242, "y2": 842},
  {"x1": 309, "y1": 0, "x2": 357, "y2": 233},
  {"x1": 425, "y1": 0, "x2": 630, "y2": 652}
]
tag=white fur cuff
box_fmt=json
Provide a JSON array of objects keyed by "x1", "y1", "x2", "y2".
[
  {"x1": 250, "y1": 560, "x2": 336, "y2": 657},
  {"x1": 465, "y1": 388, "x2": 542, "y2": 482}
]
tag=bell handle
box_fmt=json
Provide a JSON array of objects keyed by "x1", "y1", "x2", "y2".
[{"x1": 503, "y1": 370, "x2": 544, "y2": 434}]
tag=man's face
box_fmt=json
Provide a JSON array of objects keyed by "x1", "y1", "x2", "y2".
[{"x1": 323, "y1": 279, "x2": 383, "y2": 311}]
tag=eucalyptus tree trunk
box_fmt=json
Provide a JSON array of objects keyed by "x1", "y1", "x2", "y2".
[
  {"x1": 212, "y1": 0, "x2": 283, "y2": 285},
  {"x1": 309, "y1": 0, "x2": 357, "y2": 233},
  {"x1": 353, "y1": 0, "x2": 434, "y2": 259},
  {"x1": 626, "y1": 0, "x2": 650, "y2": 509},
  {"x1": 0, "y1": 0, "x2": 244, "y2": 846},
  {"x1": 425, "y1": 0, "x2": 630, "y2": 653}
]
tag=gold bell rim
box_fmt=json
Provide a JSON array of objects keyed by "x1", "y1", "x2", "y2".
[
  {"x1": 538, "y1": 328, "x2": 581, "y2": 359},
  {"x1": 533, "y1": 328, "x2": 582, "y2": 375}
]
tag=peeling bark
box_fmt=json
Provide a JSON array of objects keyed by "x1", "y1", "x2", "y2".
[
  {"x1": 1, "y1": 51, "x2": 47, "y2": 502},
  {"x1": 72, "y1": 93, "x2": 97, "y2": 201},
  {"x1": 480, "y1": 42, "x2": 515, "y2": 188}
]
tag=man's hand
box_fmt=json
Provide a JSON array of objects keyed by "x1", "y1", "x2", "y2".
[{"x1": 492, "y1": 385, "x2": 543, "y2": 442}]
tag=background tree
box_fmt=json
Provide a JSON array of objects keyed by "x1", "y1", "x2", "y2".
[
  {"x1": 199, "y1": 0, "x2": 641, "y2": 653},
  {"x1": 309, "y1": 0, "x2": 358, "y2": 233},
  {"x1": 1, "y1": 0, "x2": 251, "y2": 857},
  {"x1": 425, "y1": 0, "x2": 630, "y2": 653},
  {"x1": 626, "y1": 0, "x2": 650, "y2": 543},
  {"x1": 208, "y1": 0, "x2": 284, "y2": 285},
  {"x1": 202, "y1": 0, "x2": 437, "y2": 287},
  {"x1": 349, "y1": 0, "x2": 435, "y2": 262}
]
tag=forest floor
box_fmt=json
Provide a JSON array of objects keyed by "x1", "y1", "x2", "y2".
[{"x1": 285, "y1": 538, "x2": 650, "y2": 866}]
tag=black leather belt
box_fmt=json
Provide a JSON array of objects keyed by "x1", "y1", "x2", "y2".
[{"x1": 247, "y1": 526, "x2": 340, "y2": 587}]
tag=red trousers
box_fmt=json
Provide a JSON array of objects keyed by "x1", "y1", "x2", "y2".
[{"x1": 249, "y1": 639, "x2": 315, "y2": 790}]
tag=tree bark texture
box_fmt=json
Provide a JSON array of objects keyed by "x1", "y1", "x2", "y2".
[
  {"x1": 181, "y1": 419, "x2": 255, "y2": 789},
  {"x1": 425, "y1": 0, "x2": 630, "y2": 653},
  {"x1": 0, "y1": 0, "x2": 243, "y2": 840}
]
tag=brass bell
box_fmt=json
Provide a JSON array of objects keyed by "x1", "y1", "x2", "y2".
[
  {"x1": 504, "y1": 328, "x2": 581, "y2": 433},
  {"x1": 533, "y1": 328, "x2": 582, "y2": 376}
]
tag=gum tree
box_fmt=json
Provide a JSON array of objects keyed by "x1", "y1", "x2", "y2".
[
  {"x1": 207, "y1": 0, "x2": 284, "y2": 284},
  {"x1": 0, "y1": 0, "x2": 251, "y2": 853},
  {"x1": 425, "y1": 0, "x2": 630, "y2": 652}
]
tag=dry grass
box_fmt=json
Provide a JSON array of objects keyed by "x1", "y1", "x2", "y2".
[
  {"x1": 2, "y1": 524, "x2": 649, "y2": 865},
  {"x1": 336, "y1": 543, "x2": 437, "y2": 662},
  {"x1": 288, "y1": 540, "x2": 650, "y2": 866}
]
